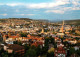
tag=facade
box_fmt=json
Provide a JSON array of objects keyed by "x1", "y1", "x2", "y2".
[
  {"x1": 57, "y1": 20, "x2": 65, "y2": 36},
  {"x1": 4, "y1": 44, "x2": 24, "y2": 56},
  {"x1": 54, "y1": 47, "x2": 66, "y2": 57}
]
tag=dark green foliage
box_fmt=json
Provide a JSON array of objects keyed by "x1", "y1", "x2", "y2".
[
  {"x1": 24, "y1": 44, "x2": 30, "y2": 52},
  {"x1": 20, "y1": 33, "x2": 28, "y2": 37},
  {"x1": 47, "y1": 52, "x2": 54, "y2": 57},
  {"x1": 13, "y1": 41, "x2": 22, "y2": 46},
  {"x1": 36, "y1": 45, "x2": 42, "y2": 56},
  {"x1": 69, "y1": 47, "x2": 75, "y2": 55},
  {"x1": 13, "y1": 41, "x2": 18, "y2": 44},
  {"x1": 76, "y1": 49, "x2": 80, "y2": 56},
  {"x1": 18, "y1": 41, "x2": 22, "y2": 46},
  {"x1": 24, "y1": 48, "x2": 36, "y2": 57}
]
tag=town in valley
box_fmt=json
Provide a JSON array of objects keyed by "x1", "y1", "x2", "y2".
[{"x1": 0, "y1": 18, "x2": 80, "y2": 57}]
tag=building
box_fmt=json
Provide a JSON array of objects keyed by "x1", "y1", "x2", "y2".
[
  {"x1": 41, "y1": 28, "x2": 44, "y2": 33},
  {"x1": 4, "y1": 44, "x2": 24, "y2": 56},
  {"x1": 57, "y1": 20, "x2": 65, "y2": 36},
  {"x1": 54, "y1": 47, "x2": 66, "y2": 57},
  {"x1": 75, "y1": 29, "x2": 80, "y2": 35}
]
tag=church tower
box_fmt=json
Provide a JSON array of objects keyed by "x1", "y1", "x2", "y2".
[
  {"x1": 57, "y1": 20, "x2": 65, "y2": 36},
  {"x1": 59, "y1": 20, "x2": 65, "y2": 33},
  {"x1": 41, "y1": 28, "x2": 44, "y2": 33},
  {"x1": 62, "y1": 20, "x2": 64, "y2": 33}
]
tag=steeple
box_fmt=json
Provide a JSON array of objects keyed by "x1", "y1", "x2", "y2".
[
  {"x1": 63, "y1": 20, "x2": 64, "y2": 25},
  {"x1": 41, "y1": 28, "x2": 44, "y2": 33},
  {"x1": 62, "y1": 20, "x2": 64, "y2": 33}
]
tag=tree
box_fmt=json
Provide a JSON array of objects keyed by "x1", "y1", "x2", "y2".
[
  {"x1": 54, "y1": 42, "x2": 57, "y2": 48},
  {"x1": 18, "y1": 41, "x2": 22, "y2": 46},
  {"x1": 76, "y1": 49, "x2": 80, "y2": 56},
  {"x1": 13, "y1": 41, "x2": 22, "y2": 46},
  {"x1": 47, "y1": 52, "x2": 54, "y2": 57},
  {"x1": 13, "y1": 41, "x2": 18, "y2": 44},
  {"x1": 36, "y1": 45, "x2": 42, "y2": 56},
  {"x1": 24, "y1": 48, "x2": 37, "y2": 57},
  {"x1": 69, "y1": 47, "x2": 75, "y2": 55},
  {"x1": 48, "y1": 47, "x2": 54, "y2": 53},
  {"x1": 63, "y1": 41, "x2": 68, "y2": 46},
  {"x1": 24, "y1": 44, "x2": 30, "y2": 52},
  {"x1": 14, "y1": 52, "x2": 20, "y2": 57},
  {"x1": 20, "y1": 32, "x2": 28, "y2": 37},
  {"x1": 30, "y1": 45, "x2": 36, "y2": 50},
  {"x1": 41, "y1": 45, "x2": 49, "y2": 55},
  {"x1": 50, "y1": 37, "x2": 55, "y2": 44},
  {"x1": 1, "y1": 52, "x2": 8, "y2": 57}
]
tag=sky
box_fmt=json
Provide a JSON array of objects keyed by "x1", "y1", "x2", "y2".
[{"x1": 0, "y1": 0, "x2": 80, "y2": 21}]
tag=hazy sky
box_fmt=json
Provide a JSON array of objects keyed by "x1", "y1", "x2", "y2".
[{"x1": 0, "y1": 0, "x2": 80, "y2": 21}]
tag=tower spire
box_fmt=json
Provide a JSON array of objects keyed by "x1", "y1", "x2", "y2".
[
  {"x1": 62, "y1": 20, "x2": 64, "y2": 33},
  {"x1": 63, "y1": 20, "x2": 64, "y2": 25},
  {"x1": 41, "y1": 28, "x2": 44, "y2": 33}
]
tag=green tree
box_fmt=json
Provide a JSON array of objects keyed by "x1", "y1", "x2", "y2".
[
  {"x1": 36, "y1": 45, "x2": 42, "y2": 56},
  {"x1": 50, "y1": 36, "x2": 55, "y2": 44},
  {"x1": 25, "y1": 48, "x2": 37, "y2": 57},
  {"x1": 63, "y1": 41, "x2": 68, "y2": 46},
  {"x1": 41, "y1": 45, "x2": 49, "y2": 55},
  {"x1": 18, "y1": 41, "x2": 22, "y2": 46},
  {"x1": 76, "y1": 49, "x2": 80, "y2": 56},
  {"x1": 20, "y1": 33, "x2": 28, "y2": 37},
  {"x1": 45, "y1": 38, "x2": 49, "y2": 45},
  {"x1": 24, "y1": 44, "x2": 30, "y2": 52},
  {"x1": 54, "y1": 42, "x2": 57, "y2": 48},
  {"x1": 13, "y1": 41, "x2": 18, "y2": 44},
  {"x1": 48, "y1": 47, "x2": 54, "y2": 53},
  {"x1": 69, "y1": 47, "x2": 75, "y2": 55},
  {"x1": 1, "y1": 52, "x2": 8, "y2": 57},
  {"x1": 47, "y1": 52, "x2": 54, "y2": 57}
]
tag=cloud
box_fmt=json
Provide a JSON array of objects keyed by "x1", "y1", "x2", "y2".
[
  {"x1": 45, "y1": 6, "x2": 71, "y2": 14},
  {"x1": 45, "y1": 10, "x2": 64, "y2": 14},
  {"x1": 16, "y1": 10, "x2": 19, "y2": 12},
  {"x1": 6, "y1": 3, "x2": 18, "y2": 7},
  {"x1": 0, "y1": 3, "x2": 26, "y2": 7},
  {"x1": 62, "y1": 7, "x2": 80, "y2": 11},
  {"x1": 27, "y1": 1, "x2": 69, "y2": 9},
  {"x1": 0, "y1": 14, "x2": 7, "y2": 16},
  {"x1": 72, "y1": 7, "x2": 80, "y2": 10},
  {"x1": 6, "y1": 3, "x2": 24, "y2": 7},
  {"x1": 0, "y1": 3, "x2": 4, "y2": 5},
  {"x1": 15, "y1": 14, "x2": 35, "y2": 16},
  {"x1": 45, "y1": 0, "x2": 80, "y2": 14},
  {"x1": 72, "y1": 0, "x2": 80, "y2": 6},
  {"x1": 0, "y1": 0, "x2": 69, "y2": 8},
  {"x1": 45, "y1": 6, "x2": 80, "y2": 14},
  {"x1": 0, "y1": 0, "x2": 79, "y2": 9},
  {"x1": 0, "y1": 0, "x2": 80, "y2": 14}
]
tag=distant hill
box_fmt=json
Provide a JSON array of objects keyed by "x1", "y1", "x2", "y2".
[
  {"x1": 0, "y1": 18, "x2": 80, "y2": 25},
  {"x1": 0, "y1": 18, "x2": 49, "y2": 23},
  {"x1": 8, "y1": 18, "x2": 33, "y2": 21},
  {"x1": 0, "y1": 18, "x2": 32, "y2": 22},
  {"x1": 0, "y1": 18, "x2": 50, "y2": 24},
  {"x1": 60, "y1": 19, "x2": 80, "y2": 25}
]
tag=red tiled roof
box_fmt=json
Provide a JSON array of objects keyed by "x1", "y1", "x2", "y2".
[
  {"x1": 8, "y1": 44, "x2": 24, "y2": 51},
  {"x1": 31, "y1": 42, "x2": 38, "y2": 47},
  {"x1": 9, "y1": 36, "x2": 19, "y2": 38}
]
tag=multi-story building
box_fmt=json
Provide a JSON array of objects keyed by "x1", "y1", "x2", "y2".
[
  {"x1": 54, "y1": 47, "x2": 66, "y2": 57},
  {"x1": 4, "y1": 44, "x2": 24, "y2": 56}
]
